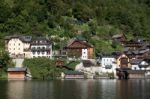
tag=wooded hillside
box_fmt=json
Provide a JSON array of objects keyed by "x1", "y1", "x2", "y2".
[{"x1": 0, "y1": 0, "x2": 150, "y2": 53}]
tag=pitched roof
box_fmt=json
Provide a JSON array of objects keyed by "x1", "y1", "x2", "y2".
[
  {"x1": 112, "y1": 34, "x2": 123, "y2": 38},
  {"x1": 112, "y1": 33, "x2": 126, "y2": 39},
  {"x1": 64, "y1": 71, "x2": 84, "y2": 75},
  {"x1": 31, "y1": 37, "x2": 52, "y2": 45},
  {"x1": 130, "y1": 59, "x2": 142, "y2": 65},
  {"x1": 7, "y1": 67, "x2": 27, "y2": 72},
  {"x1": 65, "y1": 39, "x2": 93, "y2": 49},
  {"x1": 5, "y1": 35, "x2": 32, "y2": 43}
]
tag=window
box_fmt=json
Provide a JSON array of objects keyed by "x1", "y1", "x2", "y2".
[
  {"x1": 18, "y1": 43, "x2": 20, "y2": 46},
  {"x1": 42, "y1": 47, "x2": 45, "y2": 49},
  {"x1": 42, "y1": 51, "x2": 45, "y2": 55},
  {"x1": 33, "y1": 52, "x2": 35, "y2": 55},
  {"x1": 32, "y1": 47, "x2": 36, "y2": 49},
  {"x1": 18, "y1": 48, "x2": 20, "y2": 50},
  {"x1": 37, "y1": 47, "x2": 40, "y2": 49},
  {"x1": 47, "y1": 51, "x2": 50, "y2": 55},
  {"x1": 37, "y1": 51, "x2": 40, "y2": 55}
]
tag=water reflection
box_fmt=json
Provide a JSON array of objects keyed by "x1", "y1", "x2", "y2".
[{"x1": 0, "y1": 79, "x2": 149, "y2": 99}]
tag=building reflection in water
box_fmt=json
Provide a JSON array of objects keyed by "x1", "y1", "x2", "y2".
[
  {"x1": 7, "y1": 80, "x2": 54, "y2": 99},
  {"x1": 7, "y1": 81, "x2": 26, "y2": 99},
  {"x1": 5, "y1": 79, "x2": 150, "y2": 99}
]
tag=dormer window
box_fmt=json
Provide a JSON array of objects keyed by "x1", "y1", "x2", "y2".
[{"x1": 40, "y1": 40, "x2": 43, "y2": 43}]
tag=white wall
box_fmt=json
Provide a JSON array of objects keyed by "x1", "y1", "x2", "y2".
[
  {"x1": 101, "y1": 57, "x2": 116, "y2": 67},
  {"x1": 101, "y1": 57, "x2": 117, "y2": 73},
  {"x1": 81, "y1": 49, "x2": 88, "y2": 60},
  {"x1": 131, "y1": 65, "x2": 140, "y2": 70},
  {"x1": 24, "y1": 43, "x2": 30, "y2": 49},
  {"x1": 8, "y1": 38, "x2": 24, "y2": 55},
  {"x1": 31, "y1": 44, "x2": 52, "y2": 58}
]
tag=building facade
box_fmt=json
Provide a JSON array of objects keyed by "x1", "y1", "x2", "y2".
[
  {"x1": 5, "y1": 36, "x2": 52, "y2": 59},
  {"x1": 101, "y1": 56, "x2": 117, "y2": 73},
  {"x1": 30, "y1": 37, "x2": 52, "y2": 58},
  {"x1": 5, "y1": 36, "x2": 32, "y2": 58},
  {"x1": 64, "y1": 39, "x2": 94, "y2": 60}
]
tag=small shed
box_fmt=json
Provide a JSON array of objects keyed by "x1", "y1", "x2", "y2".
[
  {"x1": 61, "y1": 71, "x2": 84, "y2": 79},
  {"x1": 7, "y1": 67, "x2": 27, "y2": 80},
  {"x1": 128, "y1": 70, "x2": 146, "y2": 79}
]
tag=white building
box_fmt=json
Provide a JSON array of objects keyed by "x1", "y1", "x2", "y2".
[
  {"x1": 5, "y1": 36, "x2": 53, "y2": 59},
  {"x1": 101, "y1": 56, "x2": 117, "y2": 73},
  {"x1": 5, "y1": 36, "x2": 32, "y2": 58},
  {"x1": 30, "y1": 37, "x2": 53, "y2": 58}
]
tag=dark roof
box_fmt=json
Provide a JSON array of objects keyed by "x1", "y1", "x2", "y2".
[
  {"x1": 127, "y1": 70, "x2": 146, "y2": 74},
  {"x1": 130, "y1": 59, "x2": 142, "y2": 65},
  {"x1": 116, "y1": 68, "x2": 131, "y2": 71},
  {"x1": 139, "y1": 49, "x2": 149, "y2": 54},
  {"x1": 126, "y1": 51, "x2": 132, "y2": 55},
  {"x1": 7, "y1": 67, "x2": 27, "y2": 72},
  {"x1": 132, "y1": 50, "x2": 139, "y2": 54},
  {"x1": 5, "y1": 36, "x2": 32, "y2": 43},
  {"x1": 123, "y1": 47, "x2": 130, "y2": 52},
  {"x1": 82, "y1": 60, "x2": 95, "y2": 67},
  {"x1": 21, "y1": 36, "x2": 32, "y2": 42},
  {"x1": 31, "y1": 37, "x2": 52, "y2": 45},
  {"x1": 64, "y1": 71, "x2": 84, "y2": 75}
]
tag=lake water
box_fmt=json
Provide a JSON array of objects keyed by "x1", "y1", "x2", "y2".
[{"x1": 0, "y1": 79, "x2": 150, "y2": 99}]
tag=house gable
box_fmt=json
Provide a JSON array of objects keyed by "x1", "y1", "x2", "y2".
[{"x1": 66, "y1": 40, "x2": 92, "y2": 49}]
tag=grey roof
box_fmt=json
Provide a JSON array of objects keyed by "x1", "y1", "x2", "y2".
[
  {"x1": 132, "y1": 50, "x2": 139, "y2": 54},
  {"x1": 7, "y1": 67, "x2": 27, "y2": 72},
  {"x1": 112, "y1": 34, "x2": 123, "y2": 38},
  {"x1": 5, "y1": 35, "x2": 32, "y2": 43},
  {"x1": 126, "y1": 51, "x2": 132, "y2": 55},
  {"x1": 139, "y1": 49, "x2": 149, "y2": 54},
  {"x1": 31, "y1": 37, "x2": 52, "y2": 45},
  {"x1": 64, "y1": 71, "x2": 84, "y2": 75},
  {"x1": 21, "y1": 36, "x2": 32, "y2": 42},
  {"x1": 123, "y1": 47, "x2": 129, "y2": 52},
  {"x1": 130, "y1": 59, "x2": 142, "y2": 65}
]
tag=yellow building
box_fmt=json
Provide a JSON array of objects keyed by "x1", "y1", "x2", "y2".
[{"x1": 116, "y1": 53, "x2": 131, "y2": 68}]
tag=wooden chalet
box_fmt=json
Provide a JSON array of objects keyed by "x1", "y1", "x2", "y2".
[
  {"x1": 124, "y1": 41, "x2": 142, "y2": 50},
  {"x1": 112, "y1": 33, "x2": 127, "y2": 44},
  {"x1": 64, "y1": 39, "x2": 94, "y2": 60}
]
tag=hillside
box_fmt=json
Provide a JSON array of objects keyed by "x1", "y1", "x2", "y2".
[{"x1": 0, "y1": 0, "x2": 150, "y2": 53}]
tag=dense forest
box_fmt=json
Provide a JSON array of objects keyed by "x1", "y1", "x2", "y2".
[{"x1": 0, "y1": 0, "x2": 150, "y2": 53}]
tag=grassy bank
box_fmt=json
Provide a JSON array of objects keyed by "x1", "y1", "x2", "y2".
[
  {"x1": 23, "y1": 58, "x2": 79, "y2": 79},
  {"x1": 0, "y1": 70, "x2": 7, "y2": 79}
]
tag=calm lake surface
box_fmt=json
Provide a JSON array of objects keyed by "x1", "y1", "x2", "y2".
[{"x1": 0, "y1": 79, "x2": 150, "y2": 99}]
